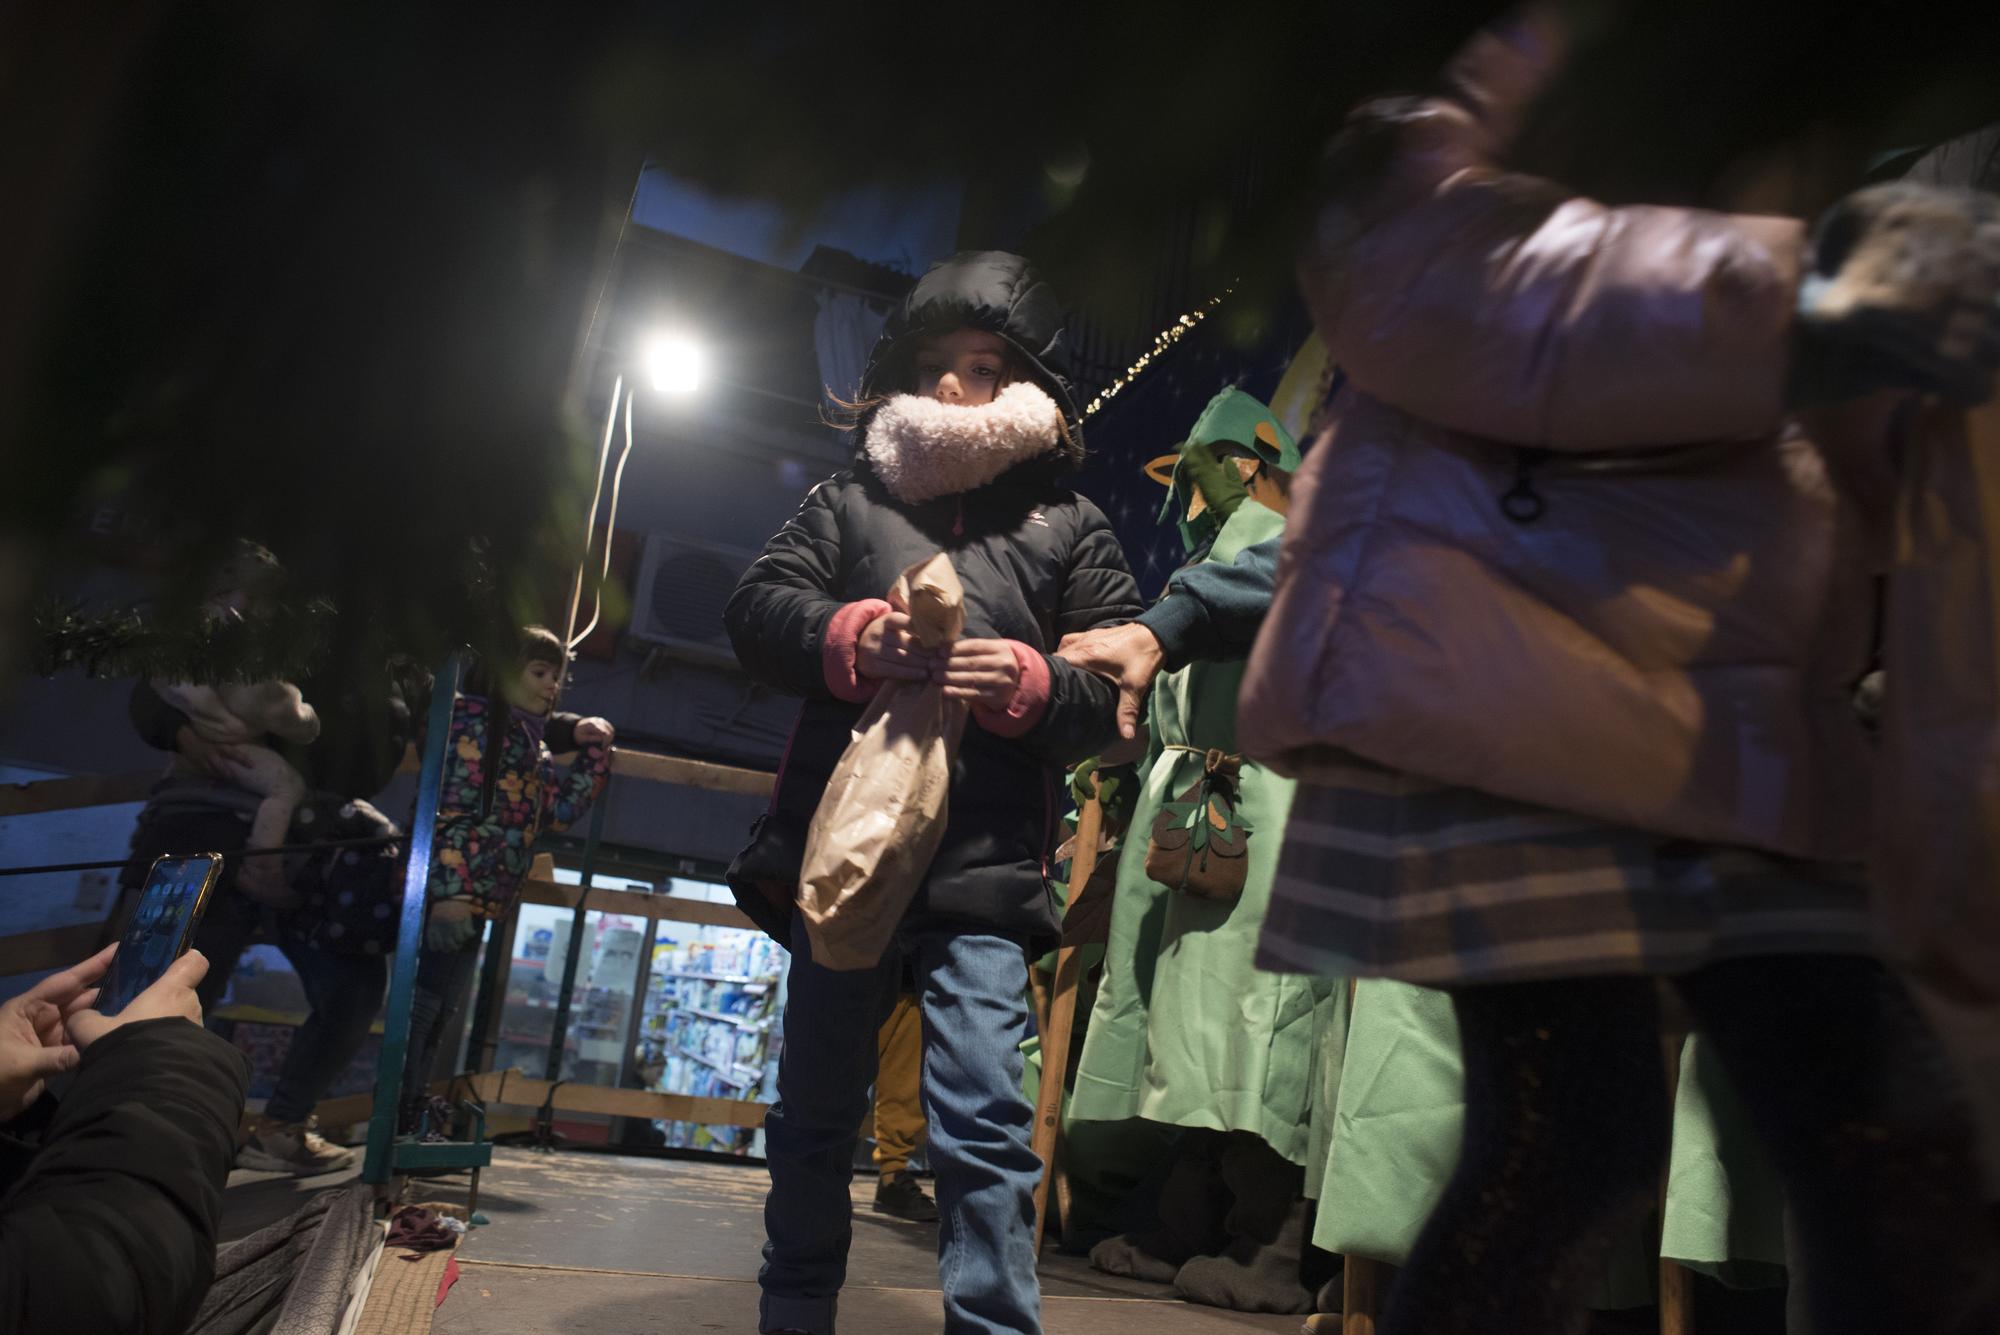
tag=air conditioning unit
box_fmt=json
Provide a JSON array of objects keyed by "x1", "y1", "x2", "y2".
[{"x1": 628, "y1": 533, "x2": 762, "y2": 668}]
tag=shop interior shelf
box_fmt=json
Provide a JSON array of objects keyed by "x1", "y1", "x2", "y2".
[
  {"x1": 676, "y1": 1048, "x2": 752, "y2": 1085},
  {"x1": 682, "y1": 1006, "x2": 769, "y2": 1030}
]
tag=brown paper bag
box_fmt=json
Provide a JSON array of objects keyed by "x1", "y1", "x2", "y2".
[{"x1": 798, "y1": 554, "x2": 968, "y2": 970}]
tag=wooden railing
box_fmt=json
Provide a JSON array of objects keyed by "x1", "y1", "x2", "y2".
[{"x1": 0, "y1": 744, "x2": 774, "y2": 822}]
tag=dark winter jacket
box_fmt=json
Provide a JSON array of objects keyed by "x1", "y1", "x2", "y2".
[
  {"x1": 726, "y1": 253, "x2": 1142, "y2": 950},
  {"x1": 0, "y1": 1019, "x2": 250, "y2": 1335},
  {"x1": 727, "y1": 464, "x2": 1142, "y2": 949}
]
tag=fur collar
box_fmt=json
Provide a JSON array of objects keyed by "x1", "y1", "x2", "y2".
[{"x1": 862, "y1": 381, "x2": 1064, "y2": 505}]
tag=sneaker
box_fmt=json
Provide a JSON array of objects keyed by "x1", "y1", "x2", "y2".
[
  {"x1": 872, "y1": 1170, "x2": 940, "y2": 1223},
  {"x1": 237, "y1": 1117, "x2": 357, "y2": 1176}
]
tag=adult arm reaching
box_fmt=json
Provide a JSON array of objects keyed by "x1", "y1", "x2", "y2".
[{"x1": 1057, "y1": 534, "x2": 1281, "y2": 739}]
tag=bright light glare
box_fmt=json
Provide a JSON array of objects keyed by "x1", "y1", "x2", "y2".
[{"x1": 643, "y1": 335, "x2": 703, "y2": 394}]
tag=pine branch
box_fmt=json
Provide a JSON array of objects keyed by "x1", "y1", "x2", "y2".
[{"x1": 33, "y1": 596, "x2": 340, "y2": 684}]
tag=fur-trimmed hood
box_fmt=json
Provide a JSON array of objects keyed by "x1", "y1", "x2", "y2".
[
  {"x1": 862, "y1": 382, "x2": 1066, "y2": 505},
  {"x1": 859, "y1": 250, "x2": 1085, "y2": 459}
]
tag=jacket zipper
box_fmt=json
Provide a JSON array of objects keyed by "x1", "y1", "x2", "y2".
[{"x1": 766, "y1": 710, "x2": 804, "y2": 815}]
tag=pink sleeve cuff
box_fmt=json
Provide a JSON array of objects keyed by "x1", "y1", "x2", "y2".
[
  {"x1": 971, "y1": 641, "x2": 1052, "y2": 738},
  {"x1": 822, "y1": 599, "x2": 894, "y2": 703}
]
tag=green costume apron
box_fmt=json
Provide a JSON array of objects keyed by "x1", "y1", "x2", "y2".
[{"x1": 1069, "y1": 497, "x2": 1346, "y2": 1166}]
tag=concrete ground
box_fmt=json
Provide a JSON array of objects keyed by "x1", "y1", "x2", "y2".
[{"x1": 223, "y1": 1148, "x2": 1305, "y2": 1335}]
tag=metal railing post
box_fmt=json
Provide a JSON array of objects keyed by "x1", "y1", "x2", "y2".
[
  {"x1": 361, "y1": 654, "x2": 460, "y2": 1184},
  {"x1": 543, "y1": 799, "x2": 609, "y2": 1081}
]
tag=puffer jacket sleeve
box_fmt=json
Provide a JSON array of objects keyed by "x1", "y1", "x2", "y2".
[
  {"x1": 543, "y1": 742, "x2": 611, "y2": 833},
  {"x1": 1301, "y1": 57, "x2": 1805, "y2": 451},
  {"x1": 0, "y1": 1019, "x2": 249, "y2": 1335},
  {"x1": 725, "y1": 479, "x2": 848, "y2": 699},
  {"x1": 1052, "y1": 498, "x2": 1145, "y2": 639},
  {"x1": 1001, "y1": 498, "x2": 1144, "y2": 766}
]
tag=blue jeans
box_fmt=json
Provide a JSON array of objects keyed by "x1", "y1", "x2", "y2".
[{"x1": 760, "y1": 915, "x2": 1042, "y2": 1335}]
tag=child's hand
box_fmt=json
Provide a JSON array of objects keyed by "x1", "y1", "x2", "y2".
[
  {"x1": 858, "y1": 611, "x2": 934, "y2": 681},
  {"x1": 936, "y1": 640, "x2": 1022, "y2": 710},
  {"x1": 573, "y1": 717, "x2": 615, "y2": 747},
  {"x1": 425, "y1": 899, "x2": 481, "y2": 952}
]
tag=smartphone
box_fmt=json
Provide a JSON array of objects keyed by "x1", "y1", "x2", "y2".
[{"x1": 98, "y1": 853, "x2": 224, "y2": 1016}]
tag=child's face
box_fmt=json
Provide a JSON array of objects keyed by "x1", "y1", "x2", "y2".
[
  {"x1": 914, "y1": 330, "x2": 1009, "y2": 407},
  {"x1": 509, "y1": 659, "x2": 563, "y2": 715}
]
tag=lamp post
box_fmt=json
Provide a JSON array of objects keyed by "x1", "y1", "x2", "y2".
[
  {"x1": 540, "y1": 335, "x2": 703, "y2": 1089},
  {"x1": 559, "y1": 333, "x2": 706, "y2": 655}
]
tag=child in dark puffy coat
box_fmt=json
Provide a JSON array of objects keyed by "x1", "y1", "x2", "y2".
[
  {"x1": 726, "y1": 251, "x2": 1142, "y2": 1335},
  {"x1": 399, "y1": 626, "x2": 613, "y2": 1128}
]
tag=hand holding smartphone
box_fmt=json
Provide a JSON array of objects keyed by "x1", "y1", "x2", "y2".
[{"x1": 96, "y1": 854, "x2": 223, "y2": 1017}]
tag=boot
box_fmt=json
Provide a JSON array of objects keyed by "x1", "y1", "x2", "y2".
[
  {"x1": 1173, "y1": 1134, "x2": 1316, "y2": 1314},
  {"x1": 1090, "y1": 1131, "x2": 1231, "y2": 1282}
]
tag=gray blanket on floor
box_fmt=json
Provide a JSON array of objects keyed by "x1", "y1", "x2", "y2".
[{"x1": 185, "y1": 1185, "x2": 380, "y2": 1335}]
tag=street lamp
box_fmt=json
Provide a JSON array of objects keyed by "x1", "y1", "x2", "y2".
[{"x1": 643, "y1": 334, "x2": 705, "y2": 396}]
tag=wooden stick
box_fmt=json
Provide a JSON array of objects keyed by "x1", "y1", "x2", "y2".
[
  {"x1": 1030, "y1": 795, "x2": 1103, "y2": 1253},
  {"x1": 1343, "y1": 1256, "x2": 1388, "y2": 1335},
  {"x1": 1337, "y1": 977, "x2": 1387, "y2": 1334},
  {"x1": 1659, "y1": 1033, "x2": 1693, "y2": 1335}
]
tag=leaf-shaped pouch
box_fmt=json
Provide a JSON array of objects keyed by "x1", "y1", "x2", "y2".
[{"x1": 1144, "y1": 748, "x2": 1251, "y2": 902}]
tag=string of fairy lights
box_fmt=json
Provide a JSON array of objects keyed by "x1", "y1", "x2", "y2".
[{"x1": 1079, "y1": 290, "x2": 1230, "y2": 419}]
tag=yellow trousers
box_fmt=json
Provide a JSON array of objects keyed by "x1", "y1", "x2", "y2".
[{"x1": 872, "y1": 993, "x2": 926, "y2": 1175}]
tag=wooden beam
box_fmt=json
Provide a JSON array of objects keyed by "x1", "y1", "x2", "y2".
[
  {"x1": 606, "y1": 748, "x2": 774, "y2": 798},
  {"x1": 299, "y1": 1085, "x2": 444, "y2": 1137},
  {"x1": 462, "y1": 1069, "x2": 769, "y2": 1129},
  {"x1": 406, "y1": 743, "x2": 773, "y2": 798},
  {"x1": 0, "y1": 771, "x2": 156, "y2": 818},
  {"x1": 0, "y1": 921, "x2": 110, "y2": 976},
  {"x1": 515, "y1": 873, "x2": 755, "y2": 930},
  {"x1": 2, "y1": 746, "x2": 771, "y2": 820},
  {"x1": 0, "y1": 865, "x2": 752, "y2": 980}
]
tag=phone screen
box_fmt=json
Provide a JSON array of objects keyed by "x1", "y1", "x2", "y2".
[{"x1": 99, "y1": 854, "x2": 223, "y2": 1016}]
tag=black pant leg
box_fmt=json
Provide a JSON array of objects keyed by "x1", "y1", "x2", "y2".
[
  {"x1": 1676, "y1": 954, "x2": 2000, "y2": 1335},
  {"x1": 1381, "y1": 976, "x2": 1670, "y2": 1335}
]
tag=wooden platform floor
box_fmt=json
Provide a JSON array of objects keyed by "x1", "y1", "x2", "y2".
[{"x1": 223, "y1": 1147, "x2": 1304, "y2": 1334}]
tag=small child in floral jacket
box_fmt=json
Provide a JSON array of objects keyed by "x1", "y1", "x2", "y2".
[
  {"x1": 429, "y1": 631, "x2": 612, "y2": 925},
  {"x1": 401, "y1": 626, "x2": 614, "y2": 1128}
]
